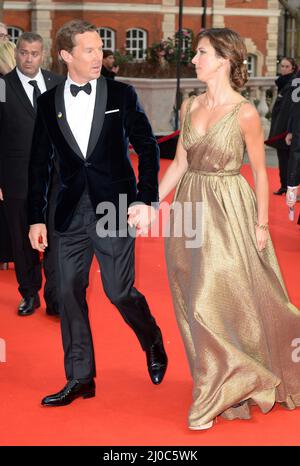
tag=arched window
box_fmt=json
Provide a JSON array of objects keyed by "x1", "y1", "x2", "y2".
[
  {"x1": 7, "y1": 26, "x2": 23, "y2": 44},
  {"x1": 126, "y1": 29, "x2": 147, "y2": 60},
  {"x1": 97, "y1": 28, "x2": 115, "y2": 51},
  {"x1": 247, "y1": 54, "x2": 257, "y2": 77}
]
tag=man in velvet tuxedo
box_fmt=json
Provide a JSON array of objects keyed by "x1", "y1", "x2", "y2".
[
  {"x1": 0, "y1": 32, "x2": 62, "y2": 316},
  {"x1": 28, "y1": 20, "x2": 167, "y2": 406}
]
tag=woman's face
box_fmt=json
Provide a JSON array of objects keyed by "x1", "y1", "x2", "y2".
[
  {"x1": 192, "y1": 37, "x2": 226, "y2": 82},
  {"x1": 280, "y1": 59, "x2": 293, "y2": 75}
]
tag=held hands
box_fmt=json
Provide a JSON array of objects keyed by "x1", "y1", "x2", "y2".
[
  {"x1": 29, "y1": 223, "x2": 48, "y2": 252},
  {"x1": 286, "y1": 186, "x2": 298, "y2": 208},
  {"x1": 128, "y1": 204, "x2": 157, "y2": 236},
  {"x1": 255, "y1": 226, "x2": 268, "y2": 252}
]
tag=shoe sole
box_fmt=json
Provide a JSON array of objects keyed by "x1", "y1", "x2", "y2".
[
  {"x1": 41, "y1": 391, "x2": 95, "y2": 407},
  {"x1": 189, "y1": 421, "x2": 213, "y2": 431}
]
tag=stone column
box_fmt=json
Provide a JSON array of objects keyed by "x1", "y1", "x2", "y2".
[
  {"x1": 212, "y1": 0, "x2": 225, "y2": 28},
  {"x1": 265, "y1": 1, "x2": 281, "y2": 76},
  {"x1": 31, "y1": 0, "x2": 53, "y2": 69},
  {"x1": 257, "y1": 86, "x2": 271, "y2": 137},
  {"x1": 162, "y1": 0, "x2": 176, "y2": 40}
]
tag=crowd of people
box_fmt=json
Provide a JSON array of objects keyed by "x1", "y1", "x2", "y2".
[{"x1": 0, "y1": 19, "x2": 300, "y2": 430}]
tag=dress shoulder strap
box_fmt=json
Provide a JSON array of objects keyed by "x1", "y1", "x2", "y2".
[
  {"x1": 233, "y1": 99, "x2": 249, "y2": 113},
  {"x1": 182, "y1": 95, "x2": 196, "y2": 130}
]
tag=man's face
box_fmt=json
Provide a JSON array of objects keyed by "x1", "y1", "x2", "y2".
[
  {"x1": 103, "y1": 55, "x2": 114, "y2": 70},
  {"x1": 15, "y1": 40, "x2": 44, "y2": 78},
  {"x1": 0, "y1": 25, "x2": 9, "y2": 42},
  {"x1": 62, "y1": 31, "x2": 103, "y2": 84}
]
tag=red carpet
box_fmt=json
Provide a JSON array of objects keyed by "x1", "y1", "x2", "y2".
[{"x1": 0, "y1": 158, "x2": 300, "y2": 446}]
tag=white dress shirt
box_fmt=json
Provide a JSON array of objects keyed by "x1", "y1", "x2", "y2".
[
  {"x1": 64, "y1": 75, "x2": 97, "y2": 158},
  {"x1": 16, "y1": 68, "x2": 47, "y2": 106}
]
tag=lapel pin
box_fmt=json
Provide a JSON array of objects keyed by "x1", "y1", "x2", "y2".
[{"x1": 58, "y1": 112, "x2": 63, "y2": 119}]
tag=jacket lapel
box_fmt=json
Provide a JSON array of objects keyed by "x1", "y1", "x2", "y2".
[
  {"x1": 54, "y1": 80, "x2": 85, "y2": 160},
  {"x1": 42, "y1": 69, "x2": 55, "y2": 90},
  {"x1": 10, "y1": 68, "x2": 36, "y2": 119},
  {"x1": 86, "y1": 76, "x2": 107, "y2": 159}
]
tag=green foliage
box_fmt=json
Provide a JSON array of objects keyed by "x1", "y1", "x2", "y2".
[{"x1": 113, "y1": 49, "x2": 134, "y2": 66}]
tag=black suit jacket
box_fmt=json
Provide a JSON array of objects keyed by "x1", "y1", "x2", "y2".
[
  {"x1": 267, "y1": 72, "x2": 297, "y2": 150},
  {"x1": 0, "y1": 68, "x2": 63, "y2": 199},
  {"x1": 28, "y1": 76, "x2": 160, "y2": 232}
]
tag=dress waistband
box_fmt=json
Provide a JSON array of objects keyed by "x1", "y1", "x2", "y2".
[{"x1": 188, "y1": 169, "x2": 240, "y2": 177}]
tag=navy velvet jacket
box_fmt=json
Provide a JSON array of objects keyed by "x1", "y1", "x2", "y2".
[{"x1": 28, "y1": 76, "x2": 160, "y2": 232}]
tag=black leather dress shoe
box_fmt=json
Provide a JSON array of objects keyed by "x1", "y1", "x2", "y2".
[
  {"x1": 273, "y1": 187, "x2": 287, "y2": 195},
  {"x1": 146, "y1": 330, "x2": 168, "y2": 385},
  {"x1": 18, "y1": 295, "x2": 40, "y2": 316},
  {"x1": 41, "y1": 379, "x2": 95, "y2": 407}
]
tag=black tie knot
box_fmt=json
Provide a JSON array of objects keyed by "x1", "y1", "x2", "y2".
[
  {"x1": 28, "y1": 80, "x2": 41, "y2": 95},
  {"x1": 70, "y1": 82, "x2": 92, "y2": 97}
]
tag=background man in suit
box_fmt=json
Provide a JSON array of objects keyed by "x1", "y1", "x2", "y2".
[
  {"x1": 0, "y1": 32, "x2": 62, "y2": 316},
  {"x1": 101, "y1": 49, "x2": 119, "y2": 80},
  {"x1": 28, "y1": 20, "x2": 167, "y2": 406}
]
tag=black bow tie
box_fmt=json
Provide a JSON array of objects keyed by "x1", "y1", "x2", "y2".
[{"x1": 70, "y1": 82, "x2": 92, "y2": 97}]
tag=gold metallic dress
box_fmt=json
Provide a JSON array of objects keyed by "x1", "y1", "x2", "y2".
[{"x1": 165, "y1": 96, "x2": 300, "y2": 427}]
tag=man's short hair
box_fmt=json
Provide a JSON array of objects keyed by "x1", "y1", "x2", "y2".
[
  {"x1": 16, "y1": 32, "x2": 43, "y2": 49},
  {"x1": 56, "y1": 19, "x2": 98, "y2": 55},
  {"x1": 103, "y1": 49, "x2": 114, "y2": 59}
]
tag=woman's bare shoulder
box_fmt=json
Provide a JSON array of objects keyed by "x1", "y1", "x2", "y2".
[{"x1": 238, "y1": 100, "x2": 260, "y2": 123}]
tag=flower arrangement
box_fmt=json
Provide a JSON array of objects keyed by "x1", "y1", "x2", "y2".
[{"x1": 146, "y1": 30, "x2": 194, "y2": 66}]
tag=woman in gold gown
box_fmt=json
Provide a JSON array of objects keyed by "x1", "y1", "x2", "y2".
[{"x1": 159, "y1": 28, "x2": 300, "y2": 430}]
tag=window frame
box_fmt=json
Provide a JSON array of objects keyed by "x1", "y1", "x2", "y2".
[
  {"x1": 247, "y1": 54, "x2": 257, "y2": 78},
  {"x1": 126, "y1": 28, "x2": 147, "y2": 61},
  {"x1": 97, "y1": 27, "x2": 116, "y2": 51},
  {"x1": 7, "y1": 26, "x2": 23, "y2": 44}
]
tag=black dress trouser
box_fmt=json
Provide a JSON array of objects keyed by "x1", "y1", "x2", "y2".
[
  {"x1": 56, "y1": 192, "x2": 160, "y2": 382},
  {"x1": 3, "y1": 192, "x2": 59, "y2": 311},
  {"x1": 3, "y1": 198, "x2": 42, "y2": 298},
  {"x1": 276, "y1": 148, "x2": 290, "y2": 189},
  {"x1": 0, "y1": 203, "x2": 13, "y2": 262}
]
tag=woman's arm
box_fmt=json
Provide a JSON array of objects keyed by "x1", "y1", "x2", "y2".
[
  {"x1": 238, "y1": 103, "x2": 269, "y2": 251},
  {"x1": 159, "y1": 99, "x2": 189, "y2": 202}
]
